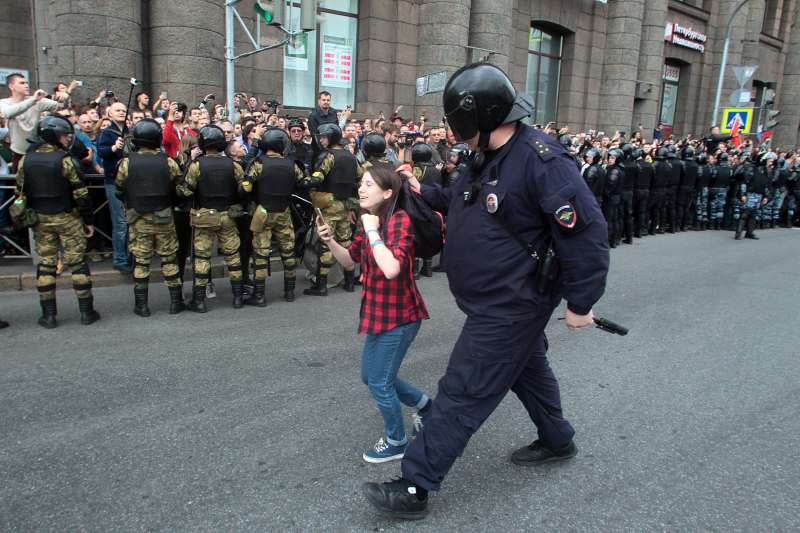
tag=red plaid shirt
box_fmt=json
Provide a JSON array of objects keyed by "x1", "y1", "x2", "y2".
[{"x1": 347, "y1": 209, "x2": 429, "y2": 335}]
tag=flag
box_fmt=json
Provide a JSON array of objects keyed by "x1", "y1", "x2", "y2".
[{"x1": 730, "y1": 115, "x2": 741, "y2": 148}]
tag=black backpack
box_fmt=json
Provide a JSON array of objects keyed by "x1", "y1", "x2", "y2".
[{"x1": 385, "y1": 181, "x2": 444, "y2": 259}]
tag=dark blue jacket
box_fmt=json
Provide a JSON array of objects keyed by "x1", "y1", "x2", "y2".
[
  {"x1": 421, "y1": 124, "x2": 609, "y2": 320},
  {"x1": 96, "y1": 122, "x2": 126, "y2": 182}
]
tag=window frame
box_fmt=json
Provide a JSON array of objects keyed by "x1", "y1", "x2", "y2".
[{"x1": 526, "y1": 24, "x2": 563, "y2": 125}]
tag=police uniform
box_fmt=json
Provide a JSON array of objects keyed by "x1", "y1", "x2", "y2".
[
  {"x1": 306, "y1": 145, "x2": 363, "y2": 294},
  {"x1": 247, "y1": 152, "x2": 307, "y2": 304},
  {"x1": 633, "y1": 155, "x2": 653, "y2": 237},
  {"x1": 785, "y1": 164, "x2": 799, "y2": 226},
  {"x1": 694, "y1": 156, "x2": 710, "y2": 230},
  {"x1": 677, "y1": 152, "x2": 698, "y2": 231},
  {"x1": 650, "y1": 150, "x2": 670, "y2": 234},
  {"x1": 732, "y1": 157, "x2": 769, "y2": 240},
  {"x1": 709, "y1": 158, "x2": 733, "y2": 229},
  {"x1": 620, "y1": 156, "x2": 637, "y2": 244},
  {"x1": 178, "y1": 154, "x2": 246, "y2": 310},
  {"x1": 16, "y1": 143, "x2": 99, "y2": 327},
  {"x1": 115, "y1": 148, "x2": 183, "y2": 313},
  {"x1": 603, "y1": 156, "x2": 623, "y2": 247},
  {"x1": 665, "y1": 151, "x2": 681, "y2": 232}
]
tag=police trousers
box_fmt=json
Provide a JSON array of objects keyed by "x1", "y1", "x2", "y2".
[{"x1": 401, "y1": 313, "x2": 575, "y2": 491}]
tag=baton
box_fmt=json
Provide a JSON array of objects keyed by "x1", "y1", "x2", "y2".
[{"x1": 558, "y1": 316, "x2": 629, "y2": 336}]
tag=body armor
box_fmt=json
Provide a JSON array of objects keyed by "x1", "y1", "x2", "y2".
[{"x1": 23, "y1": 150, "x2": 72, "y2": 214}]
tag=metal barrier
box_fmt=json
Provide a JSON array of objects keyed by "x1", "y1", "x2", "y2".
[{"x1": 0, "y1": 174, "x2": 111, "y2": 264}]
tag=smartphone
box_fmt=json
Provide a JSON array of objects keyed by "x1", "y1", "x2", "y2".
[
  {"x1": 315, "y1": 207, "x2": 326, "y2": 227},
  {"x1": 75, "y1": 80, "x2": 84, "y2": 87}
]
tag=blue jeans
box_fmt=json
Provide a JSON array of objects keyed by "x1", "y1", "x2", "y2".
[
  {"x1": 104, "y1": 182, "x2": 129, "y2": 267},
  {"x1": 361, "y1": 320, "x2": 427, "y2": 446}
]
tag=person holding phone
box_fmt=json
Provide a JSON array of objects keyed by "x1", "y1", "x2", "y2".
[{"x1": 317, "y1": 164, "x2": 432, "y2": 463}]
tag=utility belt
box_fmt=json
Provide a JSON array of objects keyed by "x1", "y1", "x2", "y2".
[
  {"x1": 190, "y1": 204, "x2": 244, "y2": 229},
  {"x1": 126, "y1": 206, "x2": 173, "y2": 225}
]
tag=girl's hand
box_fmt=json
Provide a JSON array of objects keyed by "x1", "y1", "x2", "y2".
[
  {"x1": 317, "y1": 219, "x2": 333, "y2": 242},
  {"x1": 361, "y1": 214, "x2": 380, "y2": 232}
]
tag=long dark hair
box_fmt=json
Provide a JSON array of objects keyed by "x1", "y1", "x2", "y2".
[{"x1": 366, "y1": 164, "x2": 403, "y2": 221}]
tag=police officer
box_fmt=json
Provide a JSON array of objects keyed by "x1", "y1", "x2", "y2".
[
  {"x1": 115, "y1": 119, "x2": 183, "y2": 317},
  {"x1": 709, "y1": 153, "x2": 733, "y2": 230},
  {"x1": 733, "y1": 151, "x2": 770, "y2": 240},
  {"x1": 362, "y1": 63, "x2": 609, "y2": 520},
  {"x1": 765, "y1": 154, "x2": 786, "y2": 228},
  {"x1": 443, "y1": 143, "x2": 470, "y2": 187},
  {"x1": 619, "y1": 143, "x2": 637, "y2": 244},
  {"x1": 245, "y1": 127, "x2": 307, "y2": 305},
  {"x1": 650, "y1": 146, "x2": 670, "y2": 234},
  {"x1": 581, "y1": 147, "x2": 605, "y2": 208},
  {"x1": 411, "y1": 142, "x2": 444, "y2": 277},
  {"x1": 665, "y1": 144, "x2": 681, "y2": 232},
  {"x1": 361, "y1": 132, "x2": 389, "y2": 169},
  {"x1": 304, "y1": 123, "x2": 363, "y2": 296},
  {"x1": 694, "y1": 152, "x2": 710, "y2": 230},
  {"x1": 177, "y1": 125, "x2": 247, "y2": 312},
  {"x1": 784, "y1": 160, "x2": 799, "y2": 227},
  {"x1": 604, "y1": 148, "x2": 624, "y2": 248},
  {"x1": 633, "y1": 148, "x2": 653, "y2": 238},
  {"x1": 676, "y1": 146, "x2": 698, "y2": 232},
  {"x1": 14, "y1": 116, "x2": 100, "y2": 328}
]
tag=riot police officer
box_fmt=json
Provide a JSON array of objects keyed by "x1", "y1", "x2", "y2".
[
  {"x1": 245, "y1": 127, "x2": 307, "y2": 305},
  {"x1": 604, "y1": 148, "x2": 624, "y2": 248},
  {"x1": 677, "y1": 146, "x2": 698, "y2": 231},
  {"x1": 178, "y1": 125, "x2": 247, "y2": 312},
  {"x1": 765, "y1": 154, "x2": 786, "y2": 228},
  {"x1": 363, "y1": 63, "x2": 609, "y2": 520},
  {"x1": 411, "y1": 142, "x2": 443, "y2": 277},
  {"x1": 709, "y1": 153, "x2": 733, "y2": 230},
  {"x1": 115, "y1": 119, "x2": 183, "y2": 317},
  {"x1": 443, "y1": 143, "x2": 470, "y2": 187},
  {"x1": 305, "y1": 123, "x2": 363, "y2": 295},
  {"x1": 665, "y1": 144, "x2": 681, "y2": 232},
  {"x1": 633, "y1": 148, "x2": 653, "y2": 238},
  {"x1": 733, "y1": 151, "x2": 769, "y2": 240},
  {"x1": 361, "y1": 132, "x2": 389, "y2": 169},
  {"x1": 13, "y1": 116, "x2": 100, "y2": 328},
  {"x1": 650, "y1": 146, "x2": 671, "y2": 234},
  {"x1": 581, "y1": 148, "x2": 605, "y2": 208},
  {"x1": 694, "y1": 152, "x2": 710, "y2": 230},
  {"x1": 784, "y1": 161, "x2": 799, "y2": 227},
  {"x1": 619, "y1": 143, "x2": 637, "y2": 244}
]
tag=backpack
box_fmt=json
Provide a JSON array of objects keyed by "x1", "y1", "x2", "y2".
[{"x1": 386, "y1": 181, "x2": 444, "y2": 259}]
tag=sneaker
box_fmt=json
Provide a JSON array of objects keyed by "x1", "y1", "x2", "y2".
[
  {"x1": 363, "y1": 477, "x2": 429, "y2": 520},
  {"x1": 363, "y1": 437, "x2": 406, "y2": 464},
  {"x1": 206, "y1": 281, "x2": 217, "y2": 299},
  {"x1": 410, "y1": 400, "x2": 432, "y2": 439},
  {"x1": 510, "y1": 439, "x2": 578, "y2": 466}
]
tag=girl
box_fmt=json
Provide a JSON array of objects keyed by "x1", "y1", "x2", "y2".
[{"x1": 317, "y1": 165, "x2": 432, "y2": 464}]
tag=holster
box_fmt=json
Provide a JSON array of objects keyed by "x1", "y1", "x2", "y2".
[
  {"x1": 190, "y1": 207, "x2": 222, "y2": 229},
  {"x1": 9, "y1": 196, "x2": 39, "y2": 229},
  {"x1": 535, "y1": 245, "x2": 560, "y2": 295}
]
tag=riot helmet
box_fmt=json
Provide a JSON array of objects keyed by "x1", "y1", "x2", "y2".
[
  {"x1": 411, "y1": 142, "x2": 434, "y2": 164},
  {"x1": 607, "y1": 148, "x2": 623, "y2": 165},
  {"x1": 316, "y1": 123, "x2": 342, "y2": 147},
  {"x1": 131, "y1": 118, "x2": 163, "y2": 150},
  {"x1": 718, "y1": 153, "x2": 729, "y2": 164},
  {"x1": 198, "y1": 125, "x2": 227, "y2": 153},
  {"x1": 558, "y1": 134, "x2": 573, "y2": 150},
  {"x1": 260, "y1": 127, "x2": 290, "y2": 154},
  {"x1": 36, "y1": 115, "x2": 75, "y2": 150},
  {"x1": 621, "y1": 143, "x2": 634, "y2": 160},
  {"x1": 680, "y1": 146, "x2": 695, "y2": 160},
  {"x1": 696, "y1": 153, "x2": 708, "y2": 165},
  {"x1": 584, "y1": 148, "x2": 602, "y2": 165},
  {"x1": 632, "y1": 148, "x2": 644, "y2": 160},
  {"x1": 656, "y1": 146, "x2": 670, "y2": 160},
  {"x1": 448, "y1": 143, "x2": 470, "y2": 165},
  {"x1": 361, "y1": 132, "x2": 386, "y2": 159},
  {"x1": 667, "y1": 144, "x2": 678, "y2": 159}
]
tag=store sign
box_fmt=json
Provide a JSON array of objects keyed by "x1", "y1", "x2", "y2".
[
  {"x1": 664, "y1": 22, "x2": 706, "y2": 53},
  {"x1": 320, "y1": 35, "x2": 353, "y2": 89},
  {"x1": 663, "y1": 65, "x2": 680, "y2": 83}
]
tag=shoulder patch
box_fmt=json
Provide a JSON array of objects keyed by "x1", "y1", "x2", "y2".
[{"x1": 529, "y1": 138, "x2": 556, "y2": 161}]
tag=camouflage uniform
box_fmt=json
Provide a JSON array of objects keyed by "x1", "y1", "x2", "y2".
[
  {"x1": 15, "y1": 145, "x2": 98, "y2": 327},
  {"x1": 247, "y1": 154, "x2": 306, "y2": 285},
  {"x1": 115, "y1": 148, "x2": 183, "y2": 291},
  {"x1": 178, "y1": 155, "x2": 246, "y2": 289}
]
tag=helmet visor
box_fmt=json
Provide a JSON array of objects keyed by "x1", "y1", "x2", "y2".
[{"x1": 444, "y1": 99, "x2": 478, "y2": 142}]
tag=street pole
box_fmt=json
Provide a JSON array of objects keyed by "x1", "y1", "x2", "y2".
[
  {"x1": 225, "y1": 0, "x2": 238, "y2": 121},
  {"x1": 711, "y1": 0, "x2": 751, "y2": 128}
]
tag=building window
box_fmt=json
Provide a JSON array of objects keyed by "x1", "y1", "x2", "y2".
[
  {"x1": 525, "y1": 25, "x2": 563, "y2": 125},
  {"x1": 660, "y1": 63, "x2": 681, "y2": 128},
  {"x1": 283, "y1": 1, "x2": 358, "y2": 109},
  {"x1": 762, "y1": 0, "x2": 781, "y2": 37}
]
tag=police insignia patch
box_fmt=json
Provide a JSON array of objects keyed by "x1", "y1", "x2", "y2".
[{"x1": 554, "y1": 204, "x2": 577, "y2": 228}]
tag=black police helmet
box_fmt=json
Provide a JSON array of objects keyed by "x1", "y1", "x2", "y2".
[
  {"x1": 667, "y1": 144, "x2": 678, "y2": 158},
  {"x1": 632, "y1": 148, "x2": 644, "y2": 160},
  {"x1": 696, "y1": 153, "x2": 708, "y2": 165},
  {"x1": 411, "y1": 142, "x2": 434, "y2": 164},
  {"x1": 621, "y1": 143, "x2": 634, "y2": 159},
  {"x1": 198, "y1": 125, "x2": 227, "y2": 153},
  {"x1": 287, "y1": 118, "x2": 305, "y2": 132},
  {"x1": 316, "y1": 123, "x2": 342, "y2": 146},
  {"x1": 442, "y1": 63, "x2": 531, "y2": 142},
  {"x1": 449, "y1": 143, "x2": 470, "y2": 163},
  {"x1": 718, "y1": 153, "x2": 729, "y2": 163},
  {"x1": 607, "y1": 148, "x2": 623, "y2": 163},
  {"x1": 680, "y1": 146, "x2": 695, "y2": 160},
  {"x1": 37, "y1": 115, "x2": 74, "y2": 149},
  {"x1": 656, "y1": 146, "x2": 670, "y2": 160},
  {"x1": 361, "y1": 132, "x2": 386, "y2": 158},
  {"x1": 558, "y1": 134, "x2": 572, "y2": 149},
  {"x1": 584, "y1": 148, "x2": 601, "y2": 165},
  {"x1": 260, "y1": 127, "x2": 290, "y2": 154},
  {"x1": 131, "y1": 118, "x2": 163, "y2": 149}
]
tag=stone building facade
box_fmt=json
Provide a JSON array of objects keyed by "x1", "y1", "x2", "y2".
[{"x1": 4, "y1": 0, "x2": 800, "y2": 147}]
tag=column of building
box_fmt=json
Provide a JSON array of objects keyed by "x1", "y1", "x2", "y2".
[
  {"x1": 468, "y1": 0, "x2": 513, "y2": 72},
  {"x1": 631, "y1": 0, "x2": 667, "y2": 135},
  {"x1": 774, "y1": 0, "x2": 800, "y2": 147}
]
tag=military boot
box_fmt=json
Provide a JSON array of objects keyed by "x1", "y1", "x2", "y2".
[
  {"x1": 168, "y1": 285, "x2": 186, "y2": 314},
  {"x1": 745, "y1": 218, "x2": 759, "y2": 239},
  {"x1": 343, "y1": 269, "x2": 356, "y2": 292},
  {"x1": 284, "y1": 279, "x2": 296, "y2": 302},
  {"x1": 421, "y1": 259, "x2": 433, "y2": 277},
  {"x1": 133, "y1": 287, "x2": 151, "y2": 317},
  {"x1": 303, "y1": 274, "x2": 328, "y2": 296},
  {"x1": 37, "y1": 299, "x2": 57, "y2": 329},
  {"x1": 734, "y1": 218, "x2": 745, "y2": 240},
  {"x1": 78, "y1": 296, "x2": 101, "y2": 325},
  {"x1": 187, "y1": 285, "x2": 208, "y2": 313},
  {"x1": 231, "y1": 280, "x2": 244, "y2": 309},
  {"x1": 245, "y1": 279, "x2": 267, "y2": 307}
]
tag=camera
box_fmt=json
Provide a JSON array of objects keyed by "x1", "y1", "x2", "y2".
[
  {"x1": 105, "y1": 90, "x2": 115, "y2": 98},
  {"x1": 175, "y1": 102, "x2": 188, "y2": 114},
  {"x1": 266, "y1": 99, "x2": 281, "y2": 109},
  {"x1": 403, "y1": 131, "x2": 422, "y2": 147}
]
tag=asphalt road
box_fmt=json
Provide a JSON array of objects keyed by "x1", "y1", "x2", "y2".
[{"x1": 1, "y1": 228, "x2": 799, "y2": 532}]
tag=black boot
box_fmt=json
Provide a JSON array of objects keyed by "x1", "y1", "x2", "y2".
[
  {"x1": 187, "y1": 285, "x2": 208, "y2": 313},
  {"x1": 37, "y1": 299, "x2": 57, "y2": 329},
  {"x1": 421, "y1": 259, "x2": 433, "y2": 277},
  {"x1": 303, "y1": 274, "x2": 328, "y2": 296},
  {"x1": 78, "y1": 296, "x2": 100, "y2": 325},
  {"x1": 745, "y1": 218, "x2": 759, "y2": 239},
  {"x1": 284, "y1": 279, "x2": 295, "y2": 302},
  {"x1": 245, "y1": 279, "x2": 267, "y2": 307},
  {"x1": 734, "y1": 218, "x2": 744, "y2": 240},
  {"x1": 231, "y1": 280, "x2": 244, "y2": 309},
  {"x1": 133, "y1": 287, "x2": 151, "y2": 317},
  {"x1": 362, "y1": 478, "x2": 429, "y2": 520},
  {"x1": 343, "y1": 269, "x2": 356, "y2": 292},
  {"x1": 168, "y1": 285, "x2": 186, "y2": 314}
]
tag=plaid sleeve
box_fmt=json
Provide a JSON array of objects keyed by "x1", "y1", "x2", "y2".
[
  {"x1": 348, "y1": 228, "x2": 364, "y2": 263},
  {"x1": 385, "y1": 211, "x2": 413, "y2": 271}
]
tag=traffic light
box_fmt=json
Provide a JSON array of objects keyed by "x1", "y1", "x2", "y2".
[
  {"x1": 254, "y1": 0, "x2": 284, "y2": 26},
  {"x1": 763, "y1": 88, "x2": 779, "y2": 130},
  {"x1": 300, "y1": 0, "x2": 318, "y2": 32}
]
